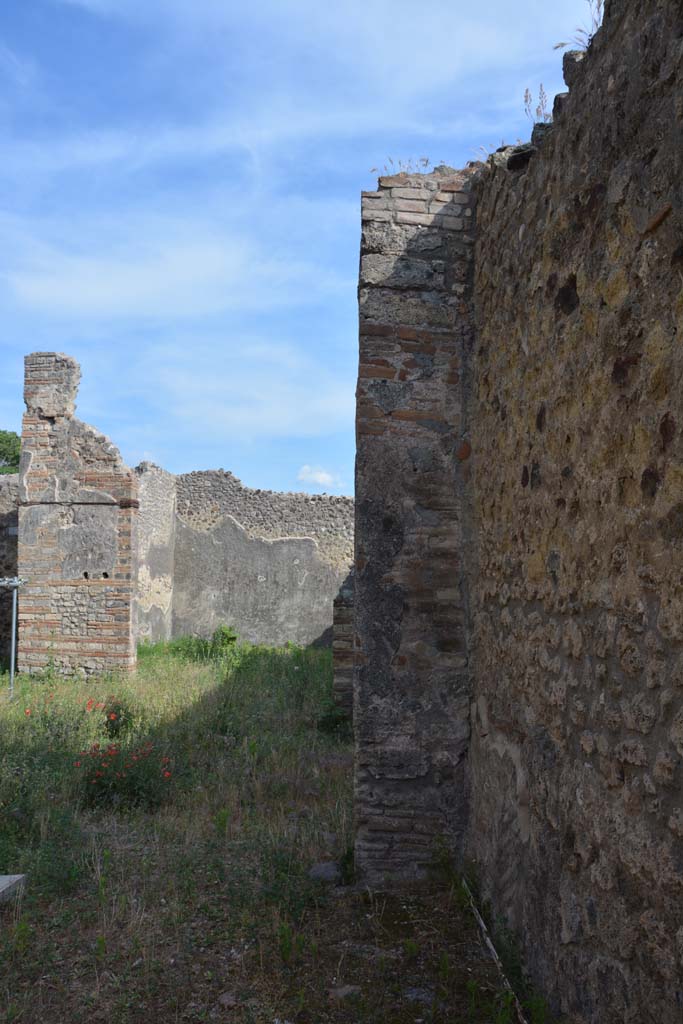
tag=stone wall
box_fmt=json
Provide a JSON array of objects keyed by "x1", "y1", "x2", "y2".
[
  {"x1": 173, "y1": 472, "x2": 353, "y2": 647},
  {"x1": 353, "y1": 0, "x2": 683, "y2": 1020},
  {"x1": 468, "y1": 2, "x2": 683, "y2": 1020},
  {"x1": 0, "y1": 475, "x2": 19, "y2": 664},
  {"x1": 354, "y1": 168, "x2": 476, "y2": 881},
  {"x1": 2, "y1": 357, "x2": 353, "y2": 665},
  {"x1": 17, "y1": 353, "x2": 138, "y2": 674}
]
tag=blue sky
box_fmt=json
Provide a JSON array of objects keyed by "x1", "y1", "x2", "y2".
[{"x1": 0, "y1": 0, "x2": 592, "y2": 494}]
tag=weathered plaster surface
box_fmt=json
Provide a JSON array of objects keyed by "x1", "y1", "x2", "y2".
[
  {"x1": 135, "y1": 463, "x2": 176, "y2": 642},
  {"x1": 169, "y1": 471, "x2": 353, "y2": 647}
]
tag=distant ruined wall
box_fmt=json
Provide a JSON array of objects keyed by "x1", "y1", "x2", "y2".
[
  {"x1": 18, "y1": 353, "x2": 138, "y2": 674},
  {"x1": 468, "y1": 1, "x2": 683, "y2": 1021},
  {"x1": 0, "y1": 475, "x2": 19, "y2": 663},
  {"x1": 10, "y1": 355, "x2": 353, "y2": 665},
  {"x1": 135, "y1": 463, "x2": 176, "y2": 643},
  {"x1": 354, "y1": 168, "x2": 476, "y2": 881},
  {"x1": 173, "y1": 472, "x2": 353, "y2": 647},
  {"x1": 353, "y1": 0, "x2": 683, "y2": 1021}
]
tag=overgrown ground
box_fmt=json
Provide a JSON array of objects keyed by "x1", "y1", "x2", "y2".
[{"x1": 0, "y1": 639, "x2": 549, "y2": 1024}]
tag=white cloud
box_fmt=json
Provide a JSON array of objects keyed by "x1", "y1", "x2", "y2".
[
  {"x1": 15, "y1": 1, "x2": 591, "y2": 189},
  {"x1": 54, "y1": 0, "x2": 589, "y2": 99},
  {"x1": 0, "y1": 207, "x2": 352, "y2": 320},
  {"x1": 146, "y1": 338, "x2": 355, "y2": 443},
  {"x1": 297, "y1": 464, "x2": 340, "y2": 489}
]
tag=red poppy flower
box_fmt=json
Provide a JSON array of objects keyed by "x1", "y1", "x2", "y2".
[
  {"x1": 109, "y1": 712, "x2": 117, "y2": 720},
  {"x1": 24, "y1": 708, "x2": 31, "y2": 716}
]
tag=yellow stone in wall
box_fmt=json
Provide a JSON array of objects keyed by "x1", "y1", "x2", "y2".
[{"x1": 600, "y1": 267, "x2": 630, "y2": 308}]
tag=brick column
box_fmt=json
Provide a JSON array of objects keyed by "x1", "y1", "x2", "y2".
[
  {"x1": 332, "y1": 570, "x2": 355, "y2": 717},
  {"x1": 354, "y1": 169, "x2": 476, "y2": 881},
  {"x1": 18, "y1": 353, "x2": 138, "y2": 675}
]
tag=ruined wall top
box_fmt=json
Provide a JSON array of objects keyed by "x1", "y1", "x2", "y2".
[
  {"x1": 176, "y1": 470, "x2": 354, "y2": 571},
  {"x1": 24, "y1": 352, "x2": 81, "y2": 420},
  {"x1": 20, "y1": 352, "x2": 135, "y2": 507}
]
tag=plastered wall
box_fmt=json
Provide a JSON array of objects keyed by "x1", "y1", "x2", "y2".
[
  {"x1": 135, "y1": 463, "x2": 176, "y2": 644},
  {"x1": 172, "y1": 472, "x2": 353, "y2": 647},
  {"x1": 134, "y1": 467, "x2": 354, "y2": 648}
]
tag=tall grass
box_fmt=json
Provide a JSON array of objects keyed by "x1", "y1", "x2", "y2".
[
  {"x1": 0, "y1": 640, "x2": 342, "y2": 898},
  {"x1": 0, "y1": 639, "x2": 541, "y2": 1024}
]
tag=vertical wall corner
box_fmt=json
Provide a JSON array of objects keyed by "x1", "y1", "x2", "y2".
[{"x1": 353, "y1": 169, "x2": 477, "y2": 882}]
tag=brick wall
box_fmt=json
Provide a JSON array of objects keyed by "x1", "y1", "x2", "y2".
[
  {"x1": 354, "y1": 169, "x2": 476, "y2": 881},
  {"x1": 17, "y1": 353, "x2": 137, "y2": 674},
  {"x1": 332, "y1": 570, "x2": 354, "y2": 716}
]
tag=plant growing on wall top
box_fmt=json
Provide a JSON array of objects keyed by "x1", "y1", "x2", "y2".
[
  {"x1": 524, "y1": 84, "x2": 552, "y2": 124},
  {"x1": 369, "y1": 156, "x2": 444, "y2": 175},
  {"x1": 0, "y1": 430, "x2": 20, "y2": 475},
  {"x1": 555, "y1": 0, "x2": 604, "y2": 51}
]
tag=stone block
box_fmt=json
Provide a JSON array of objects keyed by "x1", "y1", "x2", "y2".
[{"x1": 0, "y1": 875, "x2": 25, "y2": 903}]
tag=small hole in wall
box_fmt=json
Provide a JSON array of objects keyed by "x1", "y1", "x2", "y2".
[
  {"x1": 536, "y1": 404, "x2": 546, "y2": 432},
  {"x1": 640, "y1": 466, "x2": 660, "y2": 500},
  {"x1": 555, "y1": 274, "x2": 580, "y2": 316},
  {"x1": 102, "y1": 572, "x2": 109, "y2": 579},
  {"x1": 83, "y1": 572, "x2": 89, "y2": 579},
  {"x1": 660, "y1": 413, "x2": 676, "y2": 451}
]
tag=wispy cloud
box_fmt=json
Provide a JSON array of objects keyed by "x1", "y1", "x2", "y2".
[
  {"x1": 144, "y1": 339, "x2": 354, "y2": 444},
  {"x1": 0, "y1": 41, "x2": 35, "y2": 89},
  {"x1": 5, "y1": 0, "x2": 590, "y2": 490},
  {"x1": 0, "y1": 199, "x2": 353, "y2": 320},
  {"x1": 297, "y1": 464, "x2": 342, "y2": 490}
]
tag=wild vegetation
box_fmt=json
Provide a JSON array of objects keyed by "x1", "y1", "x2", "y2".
[
  {"x1": 554, "y1": 0, "x2": 604, "y2": 52},
  {"x1": 0, "y1": 431, "x2": 20, "y2": 476},
  {"x1": 0, "y1": 638, "x2": 547, "y2": 1023}
]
